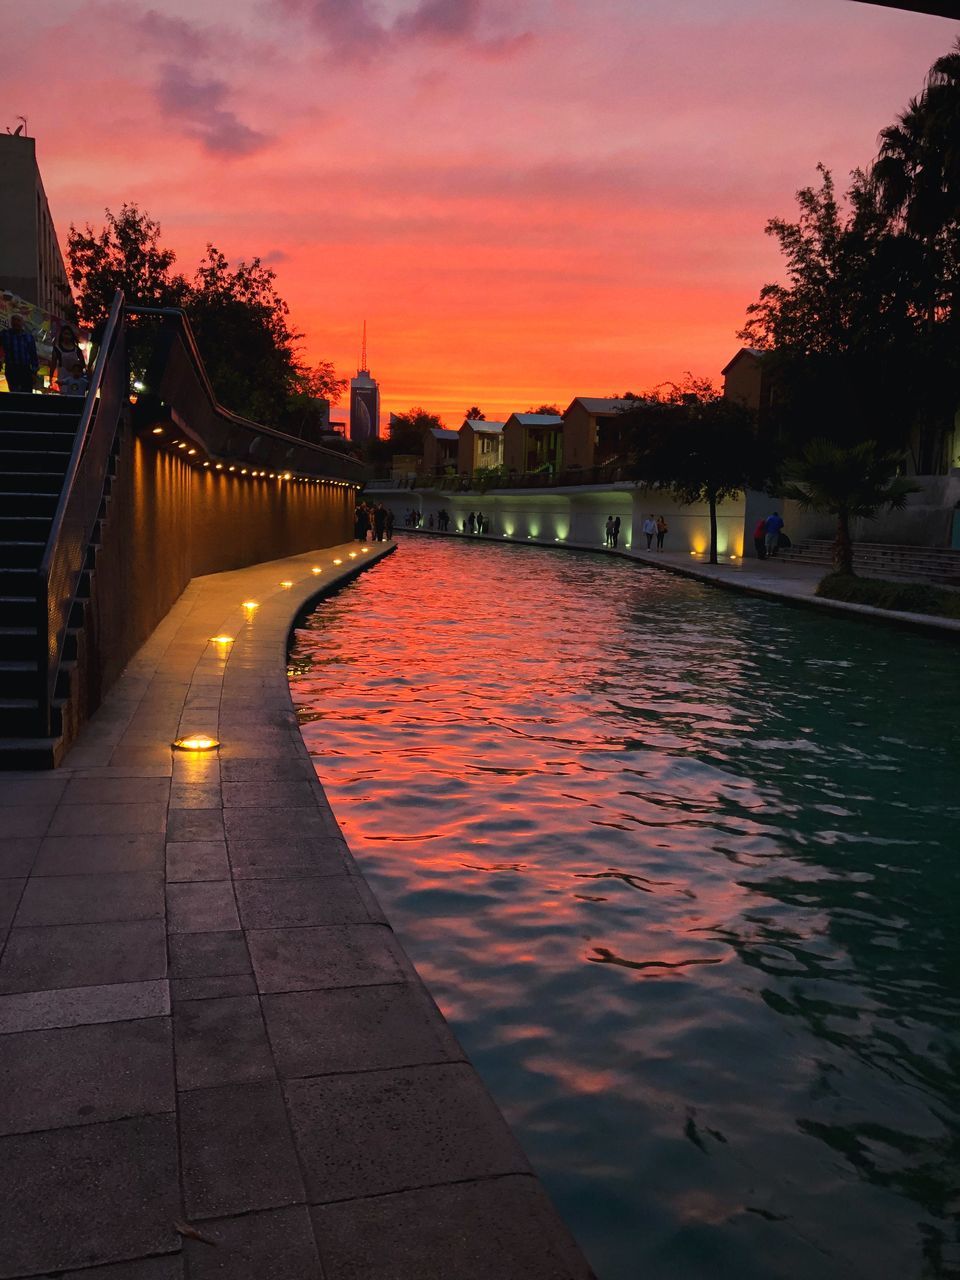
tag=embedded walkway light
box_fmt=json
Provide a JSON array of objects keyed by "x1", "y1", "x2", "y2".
[
  {"x1": 209, "y1": 635, "x2": 234, "y2": 646},
  {"x1": 173, "y1": 734, "x2": 219, "y2": 752}
]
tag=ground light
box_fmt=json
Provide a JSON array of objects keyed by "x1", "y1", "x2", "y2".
[
  {"x1": 312, "y1": 567, "x2": 322, "y2": 574},
  {"x1": 242, "y1": 601, "x2": 259, "y2": 613},
  {"x1": 172, "y1": 734, "x2": 219, "y2": 752},
  {"x1": 348, "y1": 552, "x2": 358, "y2": 559},
  {"x1": 209, "y1": 635, "x2": 234, "y2": 645},
  {"x1": 333, "y1": 558, "x2": 343, "y2": 565},
  {"x1": 280, "y1": 581, "x2": 294, "y2": 588}
]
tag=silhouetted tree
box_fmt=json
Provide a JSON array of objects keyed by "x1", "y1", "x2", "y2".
[
  {"x1": 783, "y1": 440, "x2": 916, "y2": 574},
  {"x1": 526, "y1": 403, "x2": 561, "y2": 415},
  {"x1": 388, "y1": 407, "x2": 444, "y2": 455},
  {"x1": 464, "y1": 405, "x2": 485, "y2": 420}
]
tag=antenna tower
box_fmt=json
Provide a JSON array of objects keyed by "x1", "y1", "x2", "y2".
[{"x1": 360, "y1": 320, "x2": 367, "y2": 372}]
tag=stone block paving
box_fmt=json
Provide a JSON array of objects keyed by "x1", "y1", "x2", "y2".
[{"x1": 0, "y1": 541, "x2": 595, "y2": 1279}]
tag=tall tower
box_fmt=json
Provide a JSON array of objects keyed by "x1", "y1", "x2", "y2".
[{"x1": 349, "y1": 321, "x2": 380, "y2": 445}]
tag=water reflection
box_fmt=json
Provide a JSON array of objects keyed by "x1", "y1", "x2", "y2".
[{"x1": 289, "y1": 538, "x2": 960, "y2": 1280}]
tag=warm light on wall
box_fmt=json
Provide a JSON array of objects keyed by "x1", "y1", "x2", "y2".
[{"x1": 172, "y1": 734, "x2": 219, "y2": 752}]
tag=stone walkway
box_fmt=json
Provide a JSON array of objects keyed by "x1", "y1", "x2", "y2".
[{"x1": 0, "y1": 540, "x2": 593, "y2": 1280}]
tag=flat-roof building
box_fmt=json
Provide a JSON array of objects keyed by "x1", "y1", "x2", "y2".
[{"x1": 0, "y1": 134, "x2": 73, "y2": 318}]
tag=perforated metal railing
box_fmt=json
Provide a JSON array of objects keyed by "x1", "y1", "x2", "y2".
[{"x1": 37, "y1": 291, "x2": 127, "y2": 736}]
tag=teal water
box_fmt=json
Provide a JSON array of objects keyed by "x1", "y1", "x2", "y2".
[{"x1": 288, "y1": 538, "x2": 960, "y2": 1280}]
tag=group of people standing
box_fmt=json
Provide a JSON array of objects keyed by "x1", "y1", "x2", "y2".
[
  {"x1": 0, "y1": 315, "x2": 88, "y2": 396},
  {"x1": 355, "y1": 502, "x2": 394, "y2": 542},
  {"x1": 427, "y1": 510, "x2": 451, "y2": 530},
  {"x1": 466, "y1": 511, "x2": 489, "y2": 534},
  {"x1": 605, "y1": 513, "x2": 668, "y2": 550},
  {"x1": 752, "y1": 511, "x2": 787, "y2": 559}
]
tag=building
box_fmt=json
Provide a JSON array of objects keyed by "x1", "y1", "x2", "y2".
[
  {"x1": 457, "y1": 419, "x2": 505, "y2": 475},
  {"x1": 502, "y1": 413, "x2": 563, "y2": 476},
  {"x1": 423, "y1": 427, "x2": 459, "y2": 476},
  {"x1": 561, "y1": 398, "x2": 638, "y2": 470},
  {"x1": 721, "y1": 348, "x2": 772, "y2": 418},
  {"x1": 349, "y1": 325, "x2": 380, "y2": 445},
  {"x1": 0, "y1": 134, "x2": 73, "y2": 318}
]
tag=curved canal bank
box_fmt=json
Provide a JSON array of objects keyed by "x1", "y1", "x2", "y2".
[{"x1": 290, "y1": 536, "x2": 960, "y2": 1280}]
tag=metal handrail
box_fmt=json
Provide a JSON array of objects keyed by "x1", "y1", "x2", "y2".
[
  {"x1": 37, "y1": 290, "x2": 127, "y2": 732},
  {"x1": 127, "y1": 305, "x2": 364, "y2": 481}
]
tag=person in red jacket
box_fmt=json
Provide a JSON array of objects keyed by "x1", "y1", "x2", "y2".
[{"x1": 753, "y1": 516, "x2": 768, "y2": 560}]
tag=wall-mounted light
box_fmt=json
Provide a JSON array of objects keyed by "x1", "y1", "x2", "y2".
[
  {"x1": 188, "y1": 448, "x2": 196, "y2": 456},
  {"x1": 177, "y1": 442, "x2": 187, "y2": 450},
  {"x1": 133, "y1": 380, "x2": 146, "y2": 393},
  {"x1": 172, "y1": 734, "x2": 219, "y2": 752},
  {"x1": 152, "y1": 427, "x2": 163, "y2": 436},
  {"x1": 215, "y1": 463, "x2": 223, "y2": 470}
]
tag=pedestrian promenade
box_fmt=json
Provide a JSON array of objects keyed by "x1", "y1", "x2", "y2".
[{"x1": 0, "y1": 539, "x2": 593, "y2": 1280}]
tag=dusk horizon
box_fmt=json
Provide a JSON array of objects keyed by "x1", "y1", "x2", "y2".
[{"x1": 7, "y1": 0, "x2": 957, "y2": 426}]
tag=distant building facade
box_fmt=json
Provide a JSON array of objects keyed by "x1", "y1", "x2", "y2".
[
  {"x1": 457, "y1": 419, "x2": 505, "y2": 474},
  {"x1": 423, "y1": 427, "x2": 459, "y2": 475},
  {"x1": 503, "y1": 413, "x2": 563, "y2": 475},
  {"x1": 0, "y1": 134, "x2": 73, "y2": 318},
  {"x1": 561, "y1": 398, "x2": 637, "y2": 470},
  {"x1": 350, "y1": 368, "x2": 380, "y2": 445}
]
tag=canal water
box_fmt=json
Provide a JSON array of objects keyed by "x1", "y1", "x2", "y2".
[{"x1": 288, "y1": 537, "x2": 960, "y2": 1280}]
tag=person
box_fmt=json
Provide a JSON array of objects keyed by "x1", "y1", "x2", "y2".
[
  {"x1": 612, "y1": 515, "x2": 621, "y2": 548},
  {"x1": 476, "y1": 510, "x2": 484, "y2": 535},
  {"x1": 467, "y1": 512, "x2": 476, "y2": 534},
  {"x1": 0, "y1": 313, "x2": 39, "y2": 393},
  {"x1": 752, "y1": 515, "x2": 768, "y2": 560},
  {"x1": 765, "y1": 510, "x2": 784, "y2": 557},
  {"x1": 51, "y1": 324, "x2": 87, "y2": 396},
  {"x1": 656, "y1": 515, "x2": 668, "y2": 550},
  {"x1": 355, "y1": 504, "x2": 370, "y2": 542},
  {"x1": 374, "y1": 504, "x2": 387, "y2": 541},
  {"x1": 604, "y1": 515, "x2": 614, "y2": 546},
  {"x1": 642, "y1": 513, "x2": 657, "y2": 549},
  {"x1": 385, "y1": 508, "x2": 395, "y2": 539},
  {"x1": 428, "y1": 512, "x2": 435, "y2": 529}
]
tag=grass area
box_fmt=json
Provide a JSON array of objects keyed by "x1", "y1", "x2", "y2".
[{"x1": 816, "y1": 572, "x2": 960, "y2": 620}]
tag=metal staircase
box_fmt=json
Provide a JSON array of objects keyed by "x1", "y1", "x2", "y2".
[{"x1": 0, "y1": 391, "x2": 87, "y2": 762}]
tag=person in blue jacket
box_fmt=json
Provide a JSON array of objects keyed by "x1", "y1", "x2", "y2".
[{"x1": 765, "y1": 511, "x2": 785, "y2": 557}]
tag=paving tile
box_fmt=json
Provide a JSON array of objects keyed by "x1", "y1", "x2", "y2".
[
  {"x1": 166, "y1": 840, "x2": 230, "y2": 883},
  {"x1": 285, "y1": 1063, "x2": 530, "y2": 1203},
  {"x1": 167, "y1": 881, "x2": 240, "y2": 933},
  {"x1": 0, "y1": 1017, "x2": 174, "y2": 1135},
  {"x1": 0, "y1": 920, "x2": 167, "y2": 994},
  {"x1": 110, "y1": 746, "x2": 174, "y2": 769},
  {"x1": 184, "y1": 1206, "x2": 321, "y2": 1279},
  {"x1": 234, "y1": 875, "x2": 375, "y2": 929},
  {"x1": 61, "y1": 777, "x2": 171, "y2": 806},
  {"x1": 220, "y1": 757, "x2": 314, "y2": 782},
  {"x1": 71, "y1": 763, "x2": 174, "y2": 779},
  {"x1": 48, "y1": 802, "x2": 168, "y2": 837},
  {"x1": 310, "y1": 1176, "x2": 595, "y2": 1280},
  {"x1": 0, "y1": 776, "x2": 67, "y2": 807},
  {"x1": 168, "y1": 930, "x2": 251, "y2": 979},
  {"x1": 247, "y1": 924, "x2": 406, "y2": 994},
  {"x1": 262, "y1": 983, "x2": 463, "y2": 1079},
  {"x1": 179, "y1": 1083, "x2": 304, "y2": 1219},
  {"x1": 167, "y1": 808, "x2": 225, "y2": 842},
  {"x1": 0, "y1": 878, "x2": 23, "y2": 937},
  {"x1": 15, "y1": 872, "x2": 164, "y2": 927},
  {"x1": 33, "y1": 833, "x2": 165, "y2": 876},
  {"x1": 170, "y1": 973, "x2": 256, "y2": 1003},
  {"x1": 0, "y1": 804, "x2": 56, "y2": 838},
  {"x1": 228, "y1": 836, "x2": 353, "y2": 879},
  {"x1": 173, "y1": 994, "x2": 274, "y2": 1090},
  {"x1": 169, "y1": 784, "x2": 222, "y2": 809},
  {"x1": 220, "y1": 780, "x2": 322, "y2": 809},
  {"x1": 55, "y1": 1258, "x2": 183, "y2": 1279},
  {"x1": 0, "y1": 1113, "x2": 179, "y2": 1278},
  {"x1": 0, "y1": 979, "x2": 170, "y2": 1034},
  {"x1": 0, "y1": 837, "x2": 39, "y2": 878},
  {"x1": 223, "y1": 806, "x2": 338, "y2": 843}
]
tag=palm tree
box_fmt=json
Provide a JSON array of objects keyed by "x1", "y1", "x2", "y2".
[{"x1": 783, "y1": 440, "x2": 917, "y2": 576}]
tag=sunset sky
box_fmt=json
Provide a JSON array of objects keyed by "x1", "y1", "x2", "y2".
[{"x1": 7, "y1": 0, "x2": 956, "y2": 427}]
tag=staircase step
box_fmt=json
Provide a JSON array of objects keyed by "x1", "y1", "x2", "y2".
[
  {"x1": 0, "y1": 660, "x2": 39, "y2": 697},
  {"x1": 0, "y1": 627, "x2": 38, "y2": 660},
  {"x1": 0, "y1": 431, "x2": 79, "y2": 451},
  {"x1": 0, "y1": 569, "x2": 38, "y2": 595},
  {"x1": 0, "y1": 450, "x2": 72, "y2": 474},
  {"x1": 0, "y1": 492, "x2": 58, "y2": 516},
  {"x1": 0, "y1": 517, "x2": 50, "y2": 541},
  {"x1": 0, "y1": 541, "x2": 46, "y2": 568},
  {"x1": 0, "y1": 698, "x2": 44, "y2": 736},
  {"x1": 0, "y1": 392, "x2": 85, "y2": 414},
  {"x1": 0, "y1": 472, "x2": 63, "y2": 495},
  {"x1": 0, "y1": 597, "x2": 38, "y2": 627},
  {"x1": 0, "y1": 736, "x2": 64, "y2": 770}
]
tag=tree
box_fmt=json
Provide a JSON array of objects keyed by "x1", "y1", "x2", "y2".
[
  {"x1": 387, "y1": 407, "x2": 444, "y2": 455},
  {"x1": 67, "y1": 204, "x2": 187, "y2": 324},
  {"x1": 625, "y1": 383, "x2": 765, "y2": 565},
  {"x1": 782, "y1": 440, "x2": 917, "y2": 575},
  {"x1": 464, "y1": 406, "x2": 485, "y2": 420},
  {"x1": 526, "y1": 403, "x2": 561, "y2": 415}
]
